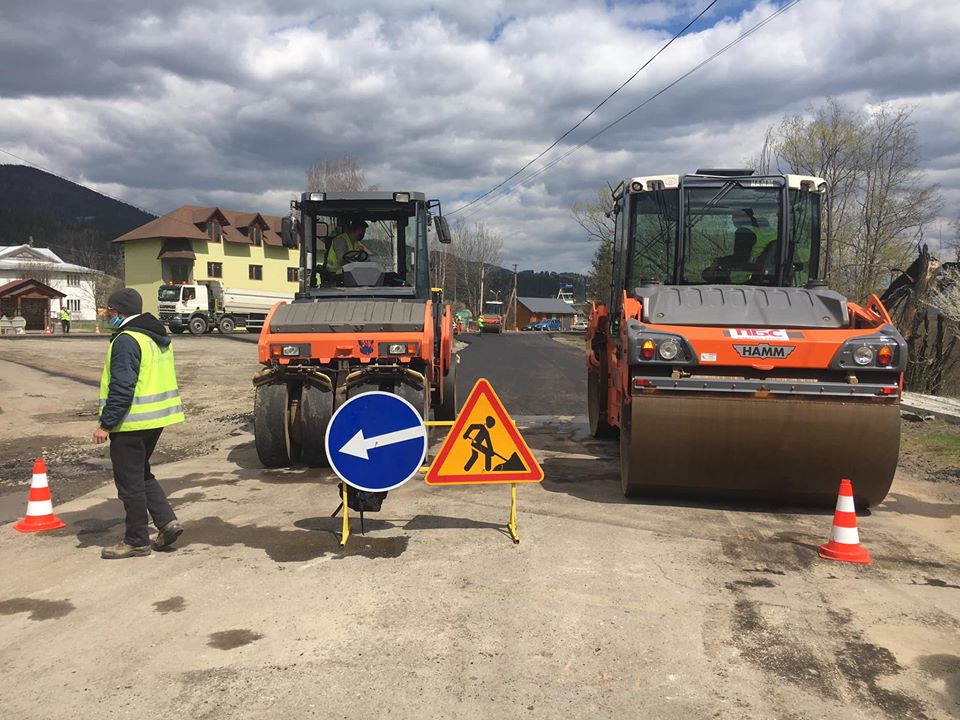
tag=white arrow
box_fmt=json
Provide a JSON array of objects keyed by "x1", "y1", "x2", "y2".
[{"x1": 338, "y1": 425, "x2": 426, "y2": 460}]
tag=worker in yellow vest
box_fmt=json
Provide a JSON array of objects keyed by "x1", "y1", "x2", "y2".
[
  {"x1": 59, "y1": 306, "x2": 71, "y2": 334},
  {"x1": 93, "y1": 288, "x2": 185, "y2": 559},
  {"x1": 325, "y1": 219, "x2": 369, "y2": 282}
]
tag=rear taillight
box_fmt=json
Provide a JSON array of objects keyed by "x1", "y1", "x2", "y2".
[
  {"x1": 877, "y1": 345, "x2": 893, "y2": 367},
  {"x1": 641, "y1": 339, "x2": 656, "y2": 360}
]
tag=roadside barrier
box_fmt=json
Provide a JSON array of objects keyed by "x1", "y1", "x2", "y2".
[
  {"x1": 818, "y1": 478, "x2": 871, "y2": 564},
  {"x1": 12, "y1": 459, "x2": 66, "y2": 533}
]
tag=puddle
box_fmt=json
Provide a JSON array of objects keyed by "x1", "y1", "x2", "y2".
[
  {"x1": 0, "y1": 597, "x2": 75, "y2": 621},
  {"x1": 153, "y1": 596, "x2": 187, "y2": 614},
  {"x1": 207, "y1": 629, "x2": 263, "y2": 650}
]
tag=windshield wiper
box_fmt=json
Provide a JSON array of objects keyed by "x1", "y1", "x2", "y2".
[{"x1": 687, "y1": 180, "x2": 738, "y2": 231}]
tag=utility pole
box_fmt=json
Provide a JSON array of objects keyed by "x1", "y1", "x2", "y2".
[
  {"x1": 512, "y1": 263, "x2": 518, "y2": 331},
  {"x1": 478, "y1": 264, "x2": 485, "y2": 320}
]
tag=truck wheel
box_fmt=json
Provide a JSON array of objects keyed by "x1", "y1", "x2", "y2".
[
  {"x1": 254, "y1": 383, "x2": 294, "y2": 467},
  {"x1": 300, "y1": 383, "x2": 333, "y2": 467},
  {"x1": 436, "y1": 362, "x2": 458, "y2": 421},
  {"x1": 169, "y1": 326, "x2": 184, "y2": 334},
  {"x1": 218, "y1": 316, "x2": 236, "y2": 334},
  {"x1": 188, "y1": 316, "x2": 208, "y2": 335}
]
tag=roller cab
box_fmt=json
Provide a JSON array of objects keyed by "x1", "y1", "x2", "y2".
[{"x1": 587, "y1": 171, "x2": 906, "y2": 506}]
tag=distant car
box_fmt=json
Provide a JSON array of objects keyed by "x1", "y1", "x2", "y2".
[
  {"x1": 521, "y1": 323, "x2": 537, "y2": 331},
  {"x1": 571, "y1": 320, "x2": 588, "y2": 332},
  {"x1": 533, "y1": 318, "x2": 562, "y2": 332}
]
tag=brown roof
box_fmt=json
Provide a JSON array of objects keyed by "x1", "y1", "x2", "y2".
[
  {"x1": 114, "y1": 205, "x2": 289, "y2": 247},
  {"x1": 0, "y1": 278, "x2": 66, "y2": 299}
]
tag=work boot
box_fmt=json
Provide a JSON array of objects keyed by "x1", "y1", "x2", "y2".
[
  {"x1": 101, "y1": 543, "x2": 151, "y2": 559},
  {"x1": 154, "y1": 520, "x2": 184, "y2": 549}
]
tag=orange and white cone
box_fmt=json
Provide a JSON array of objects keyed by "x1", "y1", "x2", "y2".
[
  {"x1": 818, "y1": 478, "x2": 871, "y2": 564},
  {"x1": 13, "y1": 459, "x2": 66, "y2": 533},
  {"x1": 94, "y1": 324, "x2": 101, "y2": 335},
  {"x1": 44, "y1": 325, "x2": 52, "y2": 335}
]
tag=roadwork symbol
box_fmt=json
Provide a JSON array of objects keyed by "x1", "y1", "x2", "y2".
[{"x1": 426, "y1": 378, "x2": 543, "y2": 485}]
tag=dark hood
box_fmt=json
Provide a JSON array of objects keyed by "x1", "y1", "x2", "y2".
[{"x1": 115, "y1": 313, "x2": 171, "y2": 348}]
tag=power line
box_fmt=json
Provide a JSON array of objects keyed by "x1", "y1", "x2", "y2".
[
  {"x1": 458, "y1": 0, "x2": 803, "y2": 221},
  {"x1": 0, "y1": 146, "x2": 159, "y2": 217},
  {"x1": 449, "y1": 0, "x2": 720, "y2": 217}
]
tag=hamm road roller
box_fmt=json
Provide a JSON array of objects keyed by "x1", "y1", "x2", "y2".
[
  {"x1": 586, "y1": 170, "x2": 905, "y2": 507},
  {"x1": 253, "y1": 191, "x2": 457, "y2": 467}
]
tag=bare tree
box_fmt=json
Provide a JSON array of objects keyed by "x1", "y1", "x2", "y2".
[
  {"x1": 849, "y1": 105, "x2": 941, "y2": 300},
  {"x1": 762, "y1": 100, "x2": 940, "y2": 300},
  {"x1": 571, "y1": 186, "x2": 615, "y2": 303},
  {"x1": 455, "y1": 223, "x2": 503, "y2": 316},
  {"x1": 307, "y1": 154, "x2": 376, "y2": 193},
  {"x1": 19, "y1": 260, "x2": 52, "y2": 285}
]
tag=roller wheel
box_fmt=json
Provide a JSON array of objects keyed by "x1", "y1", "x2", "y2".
[
  {"x1": 588, "y1": 367, "x2": 616, "y2": 439},
  {"x1": 436, "y1": 361, "x2": 458, "y2": 421},
  {"x1": 619, "y1": 399, "x2": 635, "y2": 496},
  {"x1": 188, "y1": 316, "x2": 208, "y2": 335},
  {"x1": 300, "y1": 383, "x2": 334, "y2": 467},
  {"x1": 254, "y1": 383, "x2": 295, "y2": 467},
  {"x1": 218, "y1": 316, "x2": 236, "y2": 334},
  {"x1": 396, "y1": 380, "x2": 429, "y2": 421}
]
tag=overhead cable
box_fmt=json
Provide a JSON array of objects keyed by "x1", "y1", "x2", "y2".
[
  {"x1": 449, "y1": 0, "x2": 720, "y2": 216},
  {"x1": 458, "y1": 0, "x2": 803, "y2": 220}
]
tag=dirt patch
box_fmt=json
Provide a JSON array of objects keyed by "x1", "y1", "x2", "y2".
[
  {"x1": 899, "y1": 418, "x2": 960, "y2": 486},
  {"x1": 0, "y1": 338, "x2": 259, "y2": 512}
]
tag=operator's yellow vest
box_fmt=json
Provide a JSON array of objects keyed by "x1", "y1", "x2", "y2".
[
  {"x1": 325, "y1": 232, "x2": 359, "y2": 274},
  {"x1": 99, "y1": 331, "x2": 185, "y2": 432}
]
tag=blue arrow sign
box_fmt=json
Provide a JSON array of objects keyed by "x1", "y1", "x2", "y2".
[{"x1": 324, "y1": 391, "x2": 427, "y2": 492}]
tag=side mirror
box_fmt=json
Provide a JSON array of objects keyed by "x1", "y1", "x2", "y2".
[
  {"x1": 434, "y1": 216, "x2": 452, "y2": 244},
  {"x1": 281, "y1": 216, "x2": 298, "y2": 248}
]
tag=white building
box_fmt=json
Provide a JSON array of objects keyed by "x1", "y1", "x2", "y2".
[{"x1": 0, "y1": 244, "x2": 98, "y2": 321}]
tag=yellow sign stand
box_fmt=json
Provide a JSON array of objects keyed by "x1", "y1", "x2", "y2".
[{"x1": 423, "y1": 379, "x2": 543, "y2": 543}]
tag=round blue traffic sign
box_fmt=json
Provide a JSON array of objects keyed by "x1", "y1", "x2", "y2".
[{"x1": 324, "y1": 391, "x2": 427, "y2": 492}]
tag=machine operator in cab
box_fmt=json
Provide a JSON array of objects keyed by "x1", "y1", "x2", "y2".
[{"x1": 324, "y1": 219, "x2": 370, "y2": 283}]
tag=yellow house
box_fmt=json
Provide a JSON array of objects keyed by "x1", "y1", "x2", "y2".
[{"x1": 114, "y1": 205, "x2": 299, "y2": 315}]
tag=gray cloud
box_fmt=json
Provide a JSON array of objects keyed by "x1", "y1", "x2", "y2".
[{"x1": 1, "y1": 0, "x2": 959, "y2": 273}]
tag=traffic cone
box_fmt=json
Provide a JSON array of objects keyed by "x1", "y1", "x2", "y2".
[
  {"x1": 44, "y1": 324, "x2": 52, "y2": 335},
  {"x1": 13, "y1": 459, "x2": 66, "y2": 533},
  {"x1": 818, "y1": 478, "x2": 871, "y2": 564},
  {"x1": 94, "y1": 324, "x2": 101, "y2": 335}
]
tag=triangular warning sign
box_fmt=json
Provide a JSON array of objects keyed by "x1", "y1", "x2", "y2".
[{"x1": 426, "y1": 378, "x2": 543, "y2": 485}]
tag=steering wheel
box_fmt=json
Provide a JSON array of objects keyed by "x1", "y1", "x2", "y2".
[{"x1": 342, "y1": 249, "x2": 369, "y2": 263}]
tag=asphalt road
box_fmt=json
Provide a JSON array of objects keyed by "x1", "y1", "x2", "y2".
[{"x1": 456, "y1": 332, "x2": 585, "y2": 416}]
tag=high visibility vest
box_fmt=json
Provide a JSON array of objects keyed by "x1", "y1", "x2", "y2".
[
  {"x1": 99, "y1": 331, "x2": 185, "y2": 432},
  {"x1": 325, "y1": 232, "x2": 358, "y2": 275},
  {"x1": 60, "y1": 308, "x2": 70, "y2": 320}
]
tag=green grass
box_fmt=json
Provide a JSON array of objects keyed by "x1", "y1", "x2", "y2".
[{"x1": 902, "y1": 421, "x2": 960, "y2": 464}]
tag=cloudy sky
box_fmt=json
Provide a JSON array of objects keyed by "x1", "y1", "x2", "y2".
[{"x1": 1, "y1": 0, "x2": 958, "y2": 273}]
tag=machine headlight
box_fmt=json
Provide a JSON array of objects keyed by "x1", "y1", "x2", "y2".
[
  {"x1": 853, "y1": 346, "x2": 874, "y2": 366},
  {"x1": 388, "y1": 343, "x2": 407, "y2": 355},
  {"x1": 658, "y1": 339, "x2": 680, "y2": 360},
  {"x1": 282, "y1": 345, "x2": 300, "y2": 357},
  {"x1": 309, "y1": 192, "x2": 325, "y2": 201},
  {"x1": 393, "y1": 192, "x2": 411, "y2": 203}
]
